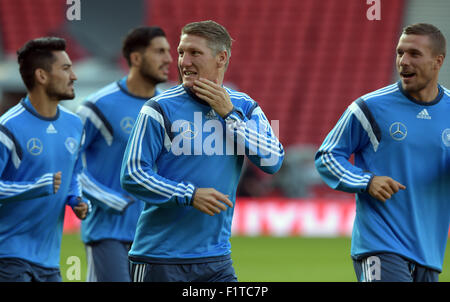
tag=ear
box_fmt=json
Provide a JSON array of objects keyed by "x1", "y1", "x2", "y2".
[
  {"x1": 216, "y1": 50, "x2": 228, "y2": 69},
  {"x1": 130, "y1": 51, "x2": 142, "y2": 67},
  {"x1": 34, "y1": 68, "x2": 48, "y2": 86},
  {"x1": 435, "y1": 54, "x2": 444, "y2": 70}
]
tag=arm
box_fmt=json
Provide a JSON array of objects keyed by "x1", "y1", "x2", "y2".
[
  {"x1": 0, "y1": 127, "x2": 56, "y2": 204},
  {"x1": 120, "y1": 102, "x2": 196, "y2": 207},
  {"x1": 76, "y1": 103, "x2": 134, "y2": 214},
  {"x1": 192, "y1": 78, "x2": 284, "y2": 174},
  {"x1": 223, "y1": 104, "x2": 284, "y2": 173},
  {"x1": 314, "y1": 104, "x2": 375, "y2": 193},
  {"x1": 0, "y1": 173, "x2": 56, "y2": 203},
  {"x1": 65, "y1": 130, "x2": 91, "y2": 220},
  {"x1": 79, "y1": 168, "x2": 134, "y2": 214},
  {"x1": 314, "y1": 101, "x2": 405, "y2": 200}
]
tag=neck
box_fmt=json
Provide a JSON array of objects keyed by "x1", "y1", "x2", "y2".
[
  {"x1": 216, "y1": 72, "x2": 225, "y2": 86},
  {"x1": 126, "y1": 70, "x2": 156, "y2": 98},
  {"x1": 28, "y1": 90, "x2": 59, "y2": 118},
  {"x1": 408, "y1": 79, "x2": 440, "y2": 103}
]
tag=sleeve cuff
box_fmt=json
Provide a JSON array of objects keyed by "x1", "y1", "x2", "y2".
[
  {"x1": 364, "y1": 173, "x2": 375, "y2": 192},
  {"x1": 223, "y1": 106, "x2": 245, "y2": 121},
  {"x1": 189, "y1": 187, "x2": 198, "y2": 206}
]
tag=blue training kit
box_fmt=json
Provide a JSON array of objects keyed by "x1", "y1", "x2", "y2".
[
  {"x1": 76, "y1": 77, "x2": 156, "y2": 244},
  {"x1": 0, "y1": 97, "x2": 84, "y2": 269},
  {"x1": 121, "y1": 84, "x2": 284, "y2": 264},
  {"x1": 316, "y1": 82, "x2": 450, "y2": 272}
]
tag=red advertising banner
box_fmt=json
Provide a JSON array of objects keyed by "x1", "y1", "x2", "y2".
[
  {"x1": 231, "y1": 198, "x2": 355, "y2": 236},
  {"x1": 64, "y1": 197, "x2": 356, "y2": 236},
  {"x1": 63, "y1": 197, "x2": 450, "y2": 236}
]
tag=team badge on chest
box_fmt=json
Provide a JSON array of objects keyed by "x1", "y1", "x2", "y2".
[
  {"x1": 442, "y1": 129, "x2": 450, "y2": 147},
  {"x1": 65, "y1": 137, "x2": 78, "y2": 154}
]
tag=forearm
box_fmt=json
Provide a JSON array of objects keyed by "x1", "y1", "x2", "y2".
[
  {"x1": 224, "y1": 107, "x2": 284, "y2": 174},
  {"x1": 0, "y1": 173, "x2": 54, "y2": 203},
  {"x1": 120, "y1": 165, "x2": 195, "y2": 207},
  {"x1": 315, "y1": 150, "x2": 373, "y2": 193},
  {"x1": 79, "y1": 170, "x2": 134, "y2": 213}
]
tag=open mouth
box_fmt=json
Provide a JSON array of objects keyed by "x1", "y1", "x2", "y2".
[
  {"x1": 400, "y1": 71, "x2": 416, "y2": 79},
  {"x1": 183, "y1": 70, "x2": 197, "y2": 77}
]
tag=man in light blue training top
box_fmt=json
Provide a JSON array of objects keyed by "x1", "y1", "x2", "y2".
[
  {"x1": 0, "y1": 37, "x2": 89, "y2": 282},
  {"x1": 120, "y1": 20, "x2": 284, "y2": 282},
  {"x1": 76, "y1": 26, "x2": 173, "y2": 282},
  {"x1": 315, "y1": 23, "x2": 449, "y2": 282}
]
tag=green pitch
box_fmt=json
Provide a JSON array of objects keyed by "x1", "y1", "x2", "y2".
[{"x1": 60, "y1": 234, "x2": 450, "y2": 282}]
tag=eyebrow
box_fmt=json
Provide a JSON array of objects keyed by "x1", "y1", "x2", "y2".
[{"x1": 397, "y1": 46, "x2": 422, "y2": 53}]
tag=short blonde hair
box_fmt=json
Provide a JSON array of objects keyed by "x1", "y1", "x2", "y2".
[{"x1": 181, "y1": 20, "x2": 232, "y2": 67}]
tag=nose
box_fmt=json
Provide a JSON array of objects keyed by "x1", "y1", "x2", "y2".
[
  {"x1": 70, "y1": 70, "x2": 77, "y2": 81},
  {"x1": 179, "y1": 53, "x2": 192, "y2": 67},
  {"x1": 398, "y1": 53, "x2": 410, "y2": 67},
  {"x1": 166, "y1": 51, "x2": 173, "y2": 64}
]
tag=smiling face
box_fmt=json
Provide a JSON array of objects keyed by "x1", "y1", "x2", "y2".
[
  {"x1": 45, "y1": 51, "x2": 77, "y2": 100},
  {"x1": 177, "y1": 34, "x2": 223, "y2": 88},
  {"x1": 396, "y1": 34, "x2": 443, "y2": 98}
]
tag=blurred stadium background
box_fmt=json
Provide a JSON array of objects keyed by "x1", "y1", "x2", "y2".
[{"x1": 1, "y1": 0, "x2": 449, "y2": 282}]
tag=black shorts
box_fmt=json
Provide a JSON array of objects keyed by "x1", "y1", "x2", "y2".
[
  {"x1": 85, "y1": 239, "x2": 132, "y2": 282},
  {"x1": 0, "y1": 258, "x2": 61, "y2": 282},
  {"x1": 129, "y1": 258, "x2": 238, "y2": 282},
  {"x1": 352, "y1": 253, "x2": 439, "y2": 282}
]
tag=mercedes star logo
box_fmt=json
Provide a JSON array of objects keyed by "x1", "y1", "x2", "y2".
[
  {"x1": 180, "y1": 121, "x2": 198, "y2": 139},
  {"x1": 27, "y1": 137, "x2": 43, "y2": 155},
  {"x1": 389, "y1": 122, "x2": 407, "y2": 141},
  {"x1": 120, "y1": 117, "x2": 135, "y2": 134}
]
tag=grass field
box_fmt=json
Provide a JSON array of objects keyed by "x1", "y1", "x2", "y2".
[{"x1": 60, "y1": 233, "x2": 450, "y2": 282}]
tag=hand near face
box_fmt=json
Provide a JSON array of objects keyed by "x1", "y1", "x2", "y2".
[
  {"x1": 192, "y1": 188, "x2": 233, "y2": 216},
  {"x1": 193, "y1": 78, "x2": 233, "y2": 118},
  {"x1": 367, "y1": 176, "x2": 406, "y2": 202}
]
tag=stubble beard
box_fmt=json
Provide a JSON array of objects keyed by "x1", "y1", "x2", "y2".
[{"x1": 46, "y1": 82, "x2": 75, "y2": 101}]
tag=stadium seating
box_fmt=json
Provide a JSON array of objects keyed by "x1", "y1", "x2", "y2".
[
  {"x1": 0, "y1": 0, "x2": 66, "y2": 55},
  {"x1": 146, "y1": 0, "x2": 405, "y2": 146},
  {"x1": 0, "y1": 0, "x2": 405, "y2": 146}
]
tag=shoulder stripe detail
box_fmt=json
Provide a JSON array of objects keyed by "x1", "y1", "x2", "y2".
[
  {"x1": 443, "y1": 86, "x2": 450, "y2": 97},
  {"x1": 140, "y1": 104, "x2": 172, "y2": 151},
  {"x1": 0, "y1": 124, "x2": 22, "y2": 169},
  {"x1": 152, "y1": 86, "x2": 186, "y2": 102},
  {"x1": 0, "y1": 105, "x2": 26, "y2": 125},
  {"x1": 87, "y1": 84, "x2": 120, "y2": 104},
  {"x1": 361, "y1": 85, "x2": 398, "y2": 101},
  {"x1": 349, "y1": 99, "x2": 381, "y2": 152},
  {"x1": 360, "y1": 83, "x2": 397, "y2": 99},
  {"x1": 225, "y1": 87, "x2": 252, "y2": 99},
  {"x1": 59, "y1": 105, "x2": 79, "y2": 118},
  {"x1": 77, "y1": 102, "x2": 114, "y2": 146}
]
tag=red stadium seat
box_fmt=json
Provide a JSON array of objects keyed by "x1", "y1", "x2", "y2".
[
  {"x1": 0, "y1": 0, "x2": 405, "y2": 146},
  {"x1": 0, "y1": 0, "x2": 66, "y2": 55},
  {"x1": 146, "y1": 0, "x2": 404, "y2": 147}
]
